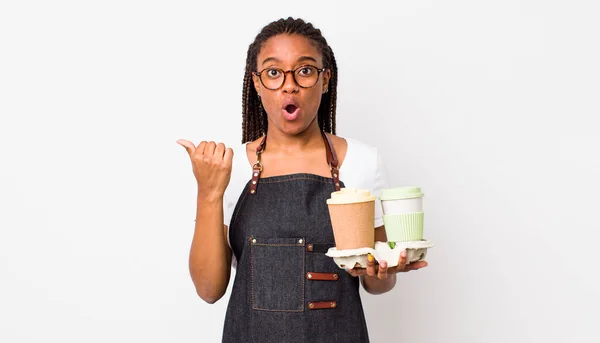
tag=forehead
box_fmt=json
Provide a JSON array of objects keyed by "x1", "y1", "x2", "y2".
[{"x1": 257, "y1": 34, "x2": 323, "y2": 68}]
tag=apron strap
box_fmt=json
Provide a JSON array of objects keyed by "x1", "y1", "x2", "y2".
[
  {"x1": 321, "y1": 131, "x2": 341, "y2": 192},
  {"x1": 248, "y1": 135, "x2": 266, "y2": 194},
  {"x1": 248, "y1": 132, "x2": 341, "y2": 194}
]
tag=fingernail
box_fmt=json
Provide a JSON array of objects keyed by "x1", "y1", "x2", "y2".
[
  {"x1": 380, "y1": 261, "x2": 387, "y2": 268},
  {"x1": 401, "y1": 250, "x2": 407, "y2": 258},
  {"x1": 367, "y1": 254, "x2": 374, "y2": 262}
]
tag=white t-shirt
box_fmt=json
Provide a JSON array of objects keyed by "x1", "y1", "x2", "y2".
[{"x1": 223, "y1": 136, "x2": 391, "y2": 253}]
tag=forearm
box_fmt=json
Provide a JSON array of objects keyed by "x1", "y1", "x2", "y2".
[
  {"x1": 360, "y1": 273, "x2": 396, "y2": 295},
  {"x1": 189, "y1": 192, "x2": 232, "y2": 303}
]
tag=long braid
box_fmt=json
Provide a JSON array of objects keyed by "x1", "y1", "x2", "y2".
[
  {"x1": 241, "y1": 17, "x2": 339, "y2": 143},
  {"x1": 242, "y1": 68, "x2": 263, "y2": 142},
  {"x1": 241, "y1": 71, "x2": 250, "y2": 140},
  {"x1": 319, "y1": 45, "x2": 338, "y2": 135}
]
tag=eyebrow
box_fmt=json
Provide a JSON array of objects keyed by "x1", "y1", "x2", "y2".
[{"x1": 261, "y1": 56, "x2": 318, "y2": 66}]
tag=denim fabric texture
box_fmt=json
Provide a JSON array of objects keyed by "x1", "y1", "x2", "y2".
[{"x1": 222, "y1": 174, "x2": 370, "y2": 343}]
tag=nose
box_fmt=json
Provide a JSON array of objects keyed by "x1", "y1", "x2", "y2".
[{"x1": 281, "y1": 70, "x2": 299, "y2": 93}]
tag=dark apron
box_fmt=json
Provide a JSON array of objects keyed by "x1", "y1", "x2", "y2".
[{"x1": 222, "y1": 132, "x2": 370, "y2": 343}]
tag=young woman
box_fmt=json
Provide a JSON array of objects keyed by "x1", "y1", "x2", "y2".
[{"x1": 177, "y1": 17, "x2": 428, "y2": 343}]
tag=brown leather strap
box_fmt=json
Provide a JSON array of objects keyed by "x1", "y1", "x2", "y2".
[
  {"x1": 248, "y1": 135, "x2": 266, "y2": 194},
  {"x1": 321, "y1": 131, "x2": 338, "y2": 168},
  {"x1": 307, "y1": 301, "x2": 337, "y2": 310},
  {"x1": 331, "y1": 167, "x2": 341, "y2": 191},
  {"x1": 256, "y1": 135, "x2": 267, "y2": 154},
  {"x1": 249, "y1": 165, "x2": 261, "y2": 194},
  {"x1": 306, "y1": 272, "x2": 339, "y2": 281},
  {"x1": 321, "y1": 132, "x2": 341, "y2": 191},
  {"x1": 307, "y1": 243, "x2": 334, "y2": 253}
]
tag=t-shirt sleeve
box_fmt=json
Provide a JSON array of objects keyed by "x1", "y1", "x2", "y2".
[
  {"x1": 222, "y1": 144, "x2": 246, "y2": 269},
  {"x1": 223, "y1": 190, "x2": 235, "y2": 228},
  {"x1": 222, "y1": 143, "x2": 246, "y2": 250},
  {"x1": 224, "y1": 188, "x2": 238, "y2": 269},
  {"x1": 372, "y1": 149, "x2": 391, "y2": 228}
]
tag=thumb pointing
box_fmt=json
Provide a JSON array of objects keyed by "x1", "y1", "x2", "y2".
[{"x1": 176, "y1": 139, "x2": 196, "y2": 156}]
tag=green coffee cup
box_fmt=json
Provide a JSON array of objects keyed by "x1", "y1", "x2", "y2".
[{"x1": 383, "y1": 212, "x2": 424, "y2": 243}]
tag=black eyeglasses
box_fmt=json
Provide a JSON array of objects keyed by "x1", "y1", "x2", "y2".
[{"x1": 253, "y1": 65, "x2": 327, "y2": 90}]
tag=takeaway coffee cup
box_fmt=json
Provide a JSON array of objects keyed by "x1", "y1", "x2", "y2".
[
  {"x1": 326, "y1": 188, "x2": 376, "y2": 250},
  {"x1": 380, "y1": 187, "x2": 424, "y2": 242}
]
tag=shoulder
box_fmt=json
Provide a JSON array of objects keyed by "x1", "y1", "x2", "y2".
[
  {"x1": 224, "y1": 142, "x2": 252, "y2": 202},
  {"x1": 329, "y1": 134, "x2": 381, "y2": 166},
  {"x1": 243, "y1": 137, "x2": 261, "y2": 155},
  {"x1": 331, "y1": 134, "x2": 387, "y2": 187},
  {"x1": 325, "y1": 132, "x2": 348, "y2": 150},
  {"x1": 324, "y1": 133, "x2": 349, "y2": 167}
]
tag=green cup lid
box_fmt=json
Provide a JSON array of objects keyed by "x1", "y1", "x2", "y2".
[{"x1": 380, "y1": 187, "x2": 424, "y2": 201}]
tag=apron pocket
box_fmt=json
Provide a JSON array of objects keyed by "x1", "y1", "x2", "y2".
[{"x1": 250, "y1": 236, "x2": 305, "y2": 312}]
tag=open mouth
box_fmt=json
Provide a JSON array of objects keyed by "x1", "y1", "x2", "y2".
[
  {"x1": 282, "y1": 100, "x2": 300, "y2": 120},
  {"x1": 285, "y1": 104, "x2": 298, "y2": 114}
]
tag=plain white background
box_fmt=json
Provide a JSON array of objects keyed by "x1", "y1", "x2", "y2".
[{"x1": 1, "y1": 0, "x2": 599, "y2": 342}]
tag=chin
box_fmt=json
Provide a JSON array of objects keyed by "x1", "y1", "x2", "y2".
[
  {"x1": 280, "y1": 124, "x2": 305, "y2": 135},
  {"x1": 278, "y1": 120, "x2": 311, "y2": 136}
]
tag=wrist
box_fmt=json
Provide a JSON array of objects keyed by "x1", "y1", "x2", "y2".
[{"x1": 197, "y1": 189, "x2": 224, "y2": 203}]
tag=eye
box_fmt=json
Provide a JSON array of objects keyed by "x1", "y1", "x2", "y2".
[
  {"x1": 265, "y1": 68, "x2": 282, "y2": 78},
  {"x1": 298, "y1": 66, "x2": 314, "y2": 76}
]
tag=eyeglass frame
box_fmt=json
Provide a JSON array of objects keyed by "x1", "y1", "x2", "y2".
[{"x1": 252, "y1": 65, "x2": 328, "y2": 90}]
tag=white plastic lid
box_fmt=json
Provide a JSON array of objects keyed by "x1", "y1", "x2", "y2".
[{"x1": 326, "y1": 188, "x2": 376, "y2": 205}]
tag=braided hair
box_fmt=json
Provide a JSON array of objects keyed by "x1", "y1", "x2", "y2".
[{"x1": 241, "y1": 17, "x2": 338, "y2": 143}]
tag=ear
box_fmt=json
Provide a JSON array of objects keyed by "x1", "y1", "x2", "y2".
[
  {"x1": 252, "y1": 73, "x2": 261, "y2": 96},
  {"x1": 322, "y1": 69, "x2": 331, "y2": 93}
]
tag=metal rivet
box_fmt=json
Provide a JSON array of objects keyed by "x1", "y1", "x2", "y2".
[
  {"x1": 308, "y1": 302, "x2": 314, "y2": 309},
  {"x1": 252, "y1": 238, "x2": 256, "y2": 243},
  {"x1": 307, "y1": 244, "x2": 313, "y2": 252},
  {"x1": 250, "y1": 190, "x2": 255, "y2": 194},
  {"x1": 335, "y1": 183, "x2": 340, "y2": 187},
  {"x1": 307, "y1": 273, "x2": 312, "y2": 279},
  {"x1": 333, "y1": 274, "x2": 338, "y2": 280},
  {"x1": 253, "y1": 172, "x2": 258, "y2": 177},
  {"x1": 298, "y1": 239, "x2": 303, "y2": 244},
  {"x1": 252, "y1": 181, "x2": 256, "y2": 184},
  {"x1": 333, "y1": 174, "x2": 338, "y2": 178},
  {"x1": 330, "y1": 302, "x2": 336, "y2": 308}
]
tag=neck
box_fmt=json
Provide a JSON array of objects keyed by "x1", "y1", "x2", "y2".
[{"x1": 265, "y1": 121, "x2": 323, "y2": 154}]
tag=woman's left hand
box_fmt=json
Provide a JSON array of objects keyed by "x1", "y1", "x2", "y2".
[{"x1": 345, "y1": 250, "x2": 428, "y2": 279}]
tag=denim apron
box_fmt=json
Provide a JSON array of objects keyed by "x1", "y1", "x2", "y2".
[{"x1": 222, "y1": 132, "x2": 370, "y2": 343}]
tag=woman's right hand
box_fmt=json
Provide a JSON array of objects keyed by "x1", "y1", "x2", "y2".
[{"x1": 176, "y1": 139, "x2": 234, "y2": 200}]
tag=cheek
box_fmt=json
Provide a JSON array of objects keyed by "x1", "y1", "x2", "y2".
[
  {"x1": 305, "y1": 92, "x2": 323, "y2": 113},
  {"x1": 262, "y1": 97, "x2": 279, "y2": 116}
]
